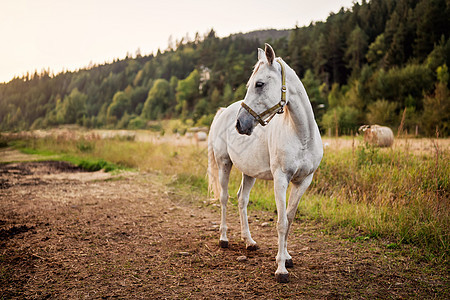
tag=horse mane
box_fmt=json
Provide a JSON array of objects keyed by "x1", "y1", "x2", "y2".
[{"x1": 246, "y1": 61, "x2": 264, "y2": 88}]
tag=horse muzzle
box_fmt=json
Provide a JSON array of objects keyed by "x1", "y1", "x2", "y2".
[{"x1": 236, "y1": 107, "x2": 256, "y2": 136}]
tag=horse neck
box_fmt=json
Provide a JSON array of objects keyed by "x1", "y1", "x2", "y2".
[{"x1": 283, "y1": 69, "x2": 318, "y2": 142}]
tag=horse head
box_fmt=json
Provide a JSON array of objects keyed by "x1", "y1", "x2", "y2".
[{"x1": 236, "y1": 43, "x2": 287, "y2": 135}]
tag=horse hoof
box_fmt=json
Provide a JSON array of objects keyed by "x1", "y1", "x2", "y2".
[
  {"x1": 285, "y1": 259, "x2": 294, "y2": 268},
  {"x1": 275, "y1": 273, "x2": 289, "y2": 283},
  {"x1": 246, "y1": 244, "x2": 259, "y2": 251},
  {"x1": 219, "y1": 240, "x2": 229, "y2": 248}
]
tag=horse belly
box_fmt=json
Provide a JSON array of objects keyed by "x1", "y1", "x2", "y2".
[{"x1": 233, "y1": 155, "x2": 273, "y2": 180}]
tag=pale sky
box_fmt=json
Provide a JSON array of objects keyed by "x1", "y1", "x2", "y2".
[{"x1": 0, "y1": 0, "x2": 357, "y2": 83}]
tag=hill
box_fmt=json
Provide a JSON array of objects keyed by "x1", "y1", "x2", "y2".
[
  {"x1": 230, "y1": 29, "x2": 291, "y2": 42},
  {"x1": 0, "y1": 0, "x2": 449, "y2": 136}
]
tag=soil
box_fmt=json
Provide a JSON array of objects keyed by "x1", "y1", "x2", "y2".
[{"x1": 0, "y1": 155, "x2": 448, "y2": 299}]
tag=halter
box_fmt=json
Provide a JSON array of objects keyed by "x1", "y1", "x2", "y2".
[{"x1": 241, "y1": 59, "x2": 287, "y2": 126}]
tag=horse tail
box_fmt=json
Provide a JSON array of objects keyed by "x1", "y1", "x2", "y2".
[
  {"x1": 207, "y1": 108, "x2": 225, "y2": 200},
  {"x1": 207, "y1": 142, "x2": 220, "y2": 200}
]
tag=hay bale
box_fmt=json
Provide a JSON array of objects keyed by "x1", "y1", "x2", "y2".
[
  {"x1": 195, "y1": 131, "x2": 207, "y2": 142},
  {"x1": 359, "y1": 125, "x2": 394, "y2": 147}
]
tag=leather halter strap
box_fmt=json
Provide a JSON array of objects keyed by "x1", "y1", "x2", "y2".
[{"x1": 241, "y1": 59, "x2": 287, "y2": 126}]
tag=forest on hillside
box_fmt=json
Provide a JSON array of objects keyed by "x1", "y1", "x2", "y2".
[{"x1": 0, "y1": 0, "x2": 449, "y2": 136}]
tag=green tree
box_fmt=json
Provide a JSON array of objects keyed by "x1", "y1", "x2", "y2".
[
  {"x1": 234, "y1": 84, "x2": 247, "y2": 101},
  {"x1": 369, "y1": 64, "x2": 434, "y2": 107},
  {"x1": 107, "y1": 91, "x2": 131, "y2": 121},
  {"x1": 125, "y1": 60, "x2": 140, "y2": 84},
  {"x1": 327, "y1": 83, "x2": 344, "y2": 108},
  {"x1": 414, "y1": 0, "x2": 450, "y2": 61},
  {"x1": 366, "y1": 33, "x2": 387, "y2": 67},
  {"x1": 342, "y1": 79, "x2": 364, "y2": 111},
  {"x1": 421, "y1": 64, "x2": 450, "y2": 136},
  {"x1": 366, "y1": 99, "x2": 397, "y2": 126},
  {"x1": 223, "y1": 84, "x2": 234, "y2": 106},
  {"x1": 141, "y1": 79, "x2": 171, "y2": 120},
  {"x1": 302, "y1": 69, "x2": 326, "y2": 106},
  {"x1": 385, "y1": 23, "x2": 406, "y2": 66},
  {"x1": 130, "y1": 86, "x2": 149, "y2": 114},
  {"x1": 169, "y1": 76, "x2": 179, "y2": 103},
  {"x1": 210, "y1": 88, "x2": 222, "y2": 112},
  {"x1": 321, "y1": 106, "x2": 360, "y2": 135},
  {"x1": 117, "y1": 112, "x2": 134, "y2": 129},
  {"x1": 8, "y1": 107, "x2": 23, "y2": 128},
  {"x1": 176, "y1": 69, "x2": 200, "y2": 117},
  {"x1": 302, "y1": 69, "x2": 327, "y2": 120},
  {"x1": 325, "y1": 19, "x2": 347, "y2": 84},
  {"x1": 127, "y1": 116, "x2": 145, "y2": 129},
  {"x1": 193, "y1": 98, "x2": 209, "y2": 122},
  {"x1": 345, "y1": 25, "x2": 368, "y2": 75},
  {"x1": 425, "y1": 36, "x2": 450, "y2": 72},
  {"x1": 313, "y1": 33, "x2": 329, "y2": 84},
  {"x1": 55, "y1": 88, "x2": 87, "y2": 124}
]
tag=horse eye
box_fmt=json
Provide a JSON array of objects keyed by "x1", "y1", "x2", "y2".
[{"x1": 255, "y1": 81, "x2": 264, "y2": 88}]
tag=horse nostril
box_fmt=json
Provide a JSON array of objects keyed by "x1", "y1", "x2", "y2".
[{"x1": 236, "y1": 120, "x2": 241, "y2": 132}]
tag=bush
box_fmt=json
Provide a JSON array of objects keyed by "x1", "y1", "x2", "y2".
[
  {"x1": 195, "y1": 113, "x2": 215, "y2": 127},
  {"x1": 141, "y1": 79, "x2": 172, "y2": 120},
  {"x1": 0, "y1": 134, "x2": 8, "y2": 148},
  {"x1": 116, "y1": 112, "x2": 135, "y2": 129},
  {"x1": 146, "y1": 121, "x2": 163, "y2": 132},
  {"x1": 369, "y1": 64, "x2": 434, "y2": 104},
  {"x1": 76, "y1": 140, "x2": 95, "y2": 152},
  {"x1": 321, "y1": 106, "x2": 360, "y2": 135},
  {"x1": 421, "y1": 65, "x2": 450, "y2": 136},
  {"x1": 107, "y1": 91, "x2": 131, "y2": 121},
  {"x1": 77, "y1": 159, "x2": 117, "y2": 172},
  {"x1": 366, "y1": 99, "x2": 398, "y2": 126},
  {"x1": 128, "y1": 116, "x2": 146, "y2": 130}
]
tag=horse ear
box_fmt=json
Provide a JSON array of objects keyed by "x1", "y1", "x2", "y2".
[
  {"x1": 265, "y1": 43, "x2": 275, "y2": 65},
  {"x1": 258, "y1": 48, "x2": 265, "y2": 61}
]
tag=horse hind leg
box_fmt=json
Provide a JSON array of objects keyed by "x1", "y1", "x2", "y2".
[
  {"x1": 218, "y1": 160, "x2": 232, "y2": 248},
  {"x1": 237, "y1": 174, "x2": 258, "y2": 250}
]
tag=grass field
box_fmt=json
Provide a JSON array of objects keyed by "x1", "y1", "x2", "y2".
[{"x1": 2, "y1": 130, "x2": 448, "y2": 264}]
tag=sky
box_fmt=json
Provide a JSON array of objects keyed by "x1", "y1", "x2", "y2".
[{"x1": 0, "y1": 0, "x2": 357, "y2": 84}]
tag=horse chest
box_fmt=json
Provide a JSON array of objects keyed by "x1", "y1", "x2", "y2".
[
  {"x1": 272, "y1": 149, "x2": 313, "y2": 181},
  {"x1": 226, "y1": 132, "x2": 272, "y2": 179},
  {"x1": 229, "y1": 146, "x2": 273, "y2": 180}
]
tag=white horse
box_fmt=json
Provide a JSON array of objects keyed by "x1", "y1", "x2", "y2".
[{"x1": 208, "y1": 44, "x2": 323, "y2": 283}]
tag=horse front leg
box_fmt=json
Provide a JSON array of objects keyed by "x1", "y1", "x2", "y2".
[
  {"x1": 218, "y1": 161, "x2": 232, "y2": 248},
  {"x1": 237, "y1": 174, "x2": 257, "y2": 250},
  {"x1": 273, "y1": 171, "x2": 290, "y2": 283},
  {"x1": 284, "y1": 173, "x2": 314, "y2": 268}
]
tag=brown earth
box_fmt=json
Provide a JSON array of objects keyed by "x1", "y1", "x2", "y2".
[{"x1": 0, "y1": 156, "x2": 448, "y2": 299}]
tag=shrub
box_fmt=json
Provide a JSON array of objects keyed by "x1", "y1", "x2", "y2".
[
  {"x1": 76, "y1": 140, "x2": 95, "y2": 152},
  {"x1": 77, "y1": 159, "x2": 117, "y2": 172},
  {"x1": 128, "y1": 116, "x2": 146, "y2": 130},
  {"x1": 366, "y1": 99, "x2": 398, "y2": 126},
  {"x1": 321, "y1": 106, "x2": 360, "y2": 135},
  {"x1": 195, "y1": 113, "x2": 215, "y2": 127}
]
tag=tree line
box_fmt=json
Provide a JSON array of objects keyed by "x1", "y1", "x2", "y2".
[{"x1": 0, "y1": 0, "x2": 449, "y2": 136}]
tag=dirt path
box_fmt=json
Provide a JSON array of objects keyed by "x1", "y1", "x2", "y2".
[{"x1": 0, "y1": 159, "x2": 447, "y2": 299}]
